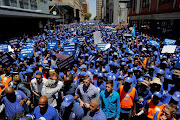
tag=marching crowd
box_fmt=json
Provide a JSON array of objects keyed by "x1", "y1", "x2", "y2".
[{"x1": 0, "y1": 22, "x2": 179, "y2": 120}]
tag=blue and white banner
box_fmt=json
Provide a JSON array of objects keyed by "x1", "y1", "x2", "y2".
[
  {"x1": 26, "y1": 42, "x2": 35, "y2": 47},
  {"x1": 47, "y1": 41, "x2": 58, "y2": 50},
  {"x1": 149, "y1": 40, "x2": 160, "y2": 48},
  {"x1": 163, "y1": 38, "x2": 176, "y2": 45},
  {"x1": 19, "y1": 47, "x2": 34, "y2": 58},
  {"x1": 9, "y1": 39, "x2": 19, "y2": 48},
  {"x1": 96, "y1": 43, "x2": 111, "y2": 51},
  {"x1": 76, "y1": 37, "x2": 87, "y2": 44},
  {"x1": 0, "y1": 44, "x2": 8, "y2": 52},
  {"x1": 102, "y1": 49, "x2": 109, "y2": 64},
  {"x1": 67, "y1": 37, "x2": 75, "y2": 44},
  {"x1": 129, "y1": 27, "x2": 135, "y2": 37},
  {"x1": 63, "y1": 44, "x2": 76, "y2": 55},
  {"x1": 126, "y1": 47, "x2": 135, "y2": 55}
]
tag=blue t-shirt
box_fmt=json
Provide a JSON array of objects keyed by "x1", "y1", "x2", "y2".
[
  {"x1": 1, "y1": 90, "x2": 27, "y2": 119},
  {"x1": 33, "y1": 105, "x2": 59, "y2": 120},
  {"x1": 88, "y1": 109, "x2": 106, "y2": 120}
]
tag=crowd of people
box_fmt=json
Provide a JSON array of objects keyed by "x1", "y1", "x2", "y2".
[{"x1": 0, "y1": 22, "x2": 179, "y2": 120}]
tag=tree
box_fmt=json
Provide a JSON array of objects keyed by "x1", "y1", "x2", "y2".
[
  {"x1": 84, "y1": 13, "x2": 92, "y2": 20},
  {"x1": 94, "y1": 16, "x2": 100, "y2": 20}
]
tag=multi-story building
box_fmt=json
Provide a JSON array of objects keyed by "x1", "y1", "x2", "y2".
[
  {"x1": 128, "y1": 0, "x2": 180, "y2": 40},
  {"x1": 96, "y1": 0, "x2": 102, "y2": 19},
  {"x1": 49, "y1": 0, "x2": 84, "y2": 23},
  {"x1": 101, "y1": 0, "x2": 130, "y2": 24},
  {"x1": 82, "y1": 0, "x2": 89, "y2": 13},
  {"x1": 0, "y1": 0, "x2": 59, "y2": 41}
]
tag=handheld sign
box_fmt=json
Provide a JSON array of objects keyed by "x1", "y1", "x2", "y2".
[
  {"x1": 161, "y1": 45, "x2": 177, "y2": 53},
  {"x1": 47, "y1": 41, "x2": 58, "y2": 50},
  {"x1": 9, "y1": 39, "x2": 19, "y2": 48},
  {"x1": 63, "y1": 44, "x2": 76, "y2": 55},
  {"x1": 129, "y1": 27, "x2": 135, "y2": 37},
  {"x1": 57, "y1": 56, "x2": 75, "y2": 70},
  {"x1": 0, "y1": 53, "x2": 15, "y2": 67},
  {"x1": 96, "y1": 43, "x2": 111, "y2": 51},
  {"x1": 0, "y1": 44, "x2": 8, "y2": 52},
  {"x1": 149, "y1": 40, "x2": 160, "y2": 48},
  {"x1": 93, "y1": 31, "x2": 102, "y2": 44},
  {"x1": 19, "y1": 47, "x2": 34, "y2": 58},
  {"x1": 88, "y1": 51, "x2": 96, "y2": 62},
  {"x1": 126, "y1": 47, "x2": 135, "y2": 55},
  {"x1": 175, "y1": 56, "x2": 180, "y2": 69},
  {"x1": 26, "y1": 42, "x2": 35, "y2": 47},
  {"x1": 102, "y1": 49, "x2": 109, "y2": 64},
  {"x1": 163, "y1": 38, "x2": 176, "y2": 45}
]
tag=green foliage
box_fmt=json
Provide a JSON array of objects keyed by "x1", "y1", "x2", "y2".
[
  {"x1": 94, "y1": 16, "x2": 100, "y2": 20},
  {"x1": 84, "y1": 13, "x2": 92, "y2": 20}
]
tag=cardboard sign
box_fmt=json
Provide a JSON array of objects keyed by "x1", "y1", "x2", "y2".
[
  {"x1": 47, "y1": 41, "x2": 58, "y2": 50},
  {"x1": 63, "y1": 44, "x2": 76, "y2": 55},
  {"x1": 93, "y1": 31, "x2": 102, "y2": 44},
  {"x1": 19, "y1": 47, "x2": 34, "y2": 58},
  {"x1": 0, "y1": 53, "x2": 15, "y2": 67},
  {"x1": 96, "y1": 43, "x2": 111, "y2": 51},
  {"x1": 0, "y1": 44, "x2": 8, "y2": 52},
  {"x1": 57, "y1": 56, "x2": 75, "y2": 69},
  {"x1": 9, "y1": 39, "x2": 19, "y2": 48},
  {"x1": 163, "y1": 38, "x2": 176, "y2": 45},
  {"x1": 161, "y1": 45, "x2": 177, "y2": 53},
  {"x1": 149, "y1": 40, "x2": 160, "y2": 48}
]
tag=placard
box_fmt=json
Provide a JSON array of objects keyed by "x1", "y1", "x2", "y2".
[
  {"x1": 19, "y1": 47, "x2": 34, "y2": 58},
  {"x1": 161, "y1": 45, "x2": 177, "y2": 53},
  {"x1": 0, "y1": 44, "x2": 8, "y2": 52},
  {"x1": 47, "y1": 41, "x2": 58, "y2": 50},
  {"x1": 96, "y1": 43, "x2": 111, "y2": 51},
  {"x1": 57, "y1": 56, "x2": 75, "y2": 69},
  {"x1": 0, "y1": 53, "x2": 15, "y2": 67},
  {"x1": 93, "y1": 31, "x2": 102, "y2": 44}
]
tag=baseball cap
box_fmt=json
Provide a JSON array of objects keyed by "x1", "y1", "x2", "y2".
[
  {"x1": 164, "y1": 75, "x2": 172, "y2": 80},
  {"x1": 98, "y1": 73, "x2": 103, "y2": 78},
  {"x1": 128, "y1": 69, "x2": 133, "y2": 73},
  {"x1": 172, "y1": 91, "x2": 180, "y2": 102},
  {"x1": 157, "y1": 69, "x2": 164, "y2": 75},
  {"x1": 138, "y1": 77, "x2": 144, "y2": 82},
  {"x1": 141, "y1": 80, "x2": 149, "y2": 87},
  {"x1": 108, "y1": 76, "x2": 114, "y2": 80},
  {"x1": 153, "y1": 91, "x2": 162, "y2": 98},
  {"x1": 125, "y1": 77, "x2": 133, "y2": 83},
  {"x1": 80, "y1": 71, "x2": 86, "y2": 76},
  {"x1": 79, "y1": 64, "x2": 87, "y2": 69},
  {"x1": 118, "y1": 75, "x2": 124, "y2": 80},
  {"x1": 144, "y1": 74, "x2": 150, "y2": 78},
  {"x1": 61, "y1": 95, "x2": 74, "y2": 107}
]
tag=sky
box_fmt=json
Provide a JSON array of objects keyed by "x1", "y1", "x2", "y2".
[{"x1": 88, "y1": 0, "x2": 96, "y2": 20}]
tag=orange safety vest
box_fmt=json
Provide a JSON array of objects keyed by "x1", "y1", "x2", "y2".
[
  {"x1": 1, "y1": 74, "x2": 12, "y2": 89},
  {"x1": 147, "y1": 100, "x2": 165, "y2": 120},
  {"x1": 119, "y1": 86, "x2": 135, "y2": 109}
]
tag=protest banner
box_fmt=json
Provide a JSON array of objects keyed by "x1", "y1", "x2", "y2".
[
  {"x1": 161, "y1": 45, "x2": 177, "y2": 53},
  {"x1": 149, "y1": 40, "x2": 160, "y2": 48},
  {"x1": 0, "y1": 44, "x2": 8, "y2": 52},
  {"x1": 93, "y1": 31, "x2": 102, "y2": 44},
  {"x1": 9, "y1": 39, "x2": 19, "y2": 48},
  {"x1": 102, "y1": 49, "x2": 109, "y2": 64},
  {"x1": 47, "y1": 41, "x2": 58, "y2": 50},
  {"x1": 163, "y1": 38, "x2": 176, "y2": 45},
  {"x1": 19, "y1": 47, "x2": 34, "y2": 58},
  {"x1": 96, "y1": 43, "x2": 111, "y2": 51},
  {"x1": 57, "y1": 56, "x2": 75, "y2": 69},
  {"x1": 0, "y1": 53, "x2": 15, "y2": 67},
  {"x1": 26, "y1": 42, "x2": 35, "y2": 47},
  {"x1": 63, "y1": 44, "x2": 76, "y2": 55}
]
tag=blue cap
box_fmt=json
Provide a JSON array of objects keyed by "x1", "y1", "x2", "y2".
[
  {"x1": 118, "y1": 75, "x2": 124, "y2": 80},
  {"x1": 26, "y1": 69, "x2": 33, "y2": 74},
  {"x1": 30, "y1": 64, "x2": 36, "y2": 69},
  {"x1": 61, "y1": 95, "x2": 74, "y2": 107},
  {"x1": 108, "y1": 76, "x2": 114, "y2": 80},
  {"x1": 144, "y1": 74, "x2": 150, "y2": 78},
  {"x1": 162, "y1": 56, "x2": 167, "y2": 59},
  {"x1": 164, "y1": 75, "x2": 172, "y2": 80},
  {"x1": 128, "y1": 69, "x2": 133, "y2": 73},
  {"x1": 79, "y1": 64, "x2": 87, "y2": 69},
  {"x1": 73, "y1": 64, "x2": 77, "y2": 67},
  {"x1": 153, "y1": 51, "x2": 158, "y2": 56},
  {"x1": 125, "y1": 77, "x2": 133, "y2": 83},
  {"x1": 172, "y1": 91, "x2": 180, "y2": 102},
  {"x1": 98, "y1": 73, "x2": 103, "y2": 78},
  {"x1": 94, "y1": 69, "x2": 99, "y2": 75},
  {"x1": 162, "y1": 61, "x2": 168, "y2": 65},
  {"x1": 80, "y1": 71, "x2": 86, "y2": 76},
  {"x1": 138, "y1": 77, "x2": 144, "y2": 82},
  {"x1": 157, "y1": 69, "x2": 164, "y2": 75},
  {"x1": 138, "y1": 68, "x2": 142, "y2": 72},
  {"x1": 149, "y1": 65, "x2": 155, "y2": 69},
  {"x1": 35, "y1": 70, "x2": 42, "y2": 75},
  {"x1": 153, "y1": 91, "x2": 162, "y2": 98},
  {"x1": 133, "y1": 67, "x2": 138, "y2": 71},
  {"x1": 121, "y1": 62, "x2": 126, "y2": 66},
  {"x1": 113, "y1": 62, "x2": 119, "y2": 67}
]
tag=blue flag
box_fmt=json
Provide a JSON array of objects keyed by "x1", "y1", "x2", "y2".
[
  {"x1": 129, "y1": 27, "x2": 135, "y2": 37},
  {"x1": 163, "y1": 38, "x2": 176, "y2": 45},
  {"x1": 175, "y1": 56, "x2": 180, "y2": 69},
  {"x1": 149, "y1": 40, "x2": 160, "y2": 48},
  {"x1": 19, "y1": 47, "x2": 34, "y2": 58},
  {"x1": 47, "y1": 41, "x2": 58, "y2": 50},
  {"x1": 102, "y1": 49, "x2": 109, "y2": 64},
  {"x1": 0, "y1": 44, "x2": 8, "y2": 52}
]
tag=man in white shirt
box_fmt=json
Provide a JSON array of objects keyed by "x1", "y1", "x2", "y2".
[{"x1": 30, "y1": 71, "x2": 47, "y2": 107}]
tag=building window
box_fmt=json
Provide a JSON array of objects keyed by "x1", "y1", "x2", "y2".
[
  {"x1": 19, "y1": 1, "x2": 24, "y2": 8},
  {"x1": 3, "y1": 0, "x2": 10, "y2": 6},
  {"x1": 142, "y1": 0, "x2": 149, "y2": 8},
  {"x1": 159, "y1": 0, "x2": 170, "y2": 3},
  {"x1": 10, "y1": 0, "x2": 17, "y2": 7}
]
